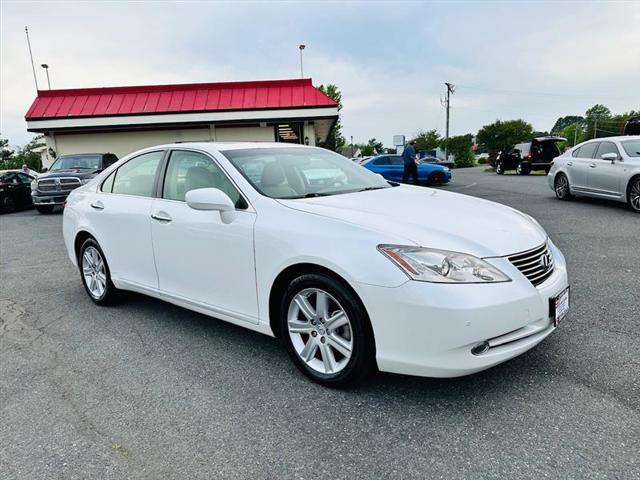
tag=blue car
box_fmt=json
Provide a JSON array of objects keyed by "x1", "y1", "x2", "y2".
[{"x1": 362, "y1": 154, "x2": 452, "y2": 185}]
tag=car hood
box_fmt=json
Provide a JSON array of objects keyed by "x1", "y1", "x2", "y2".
[
  {"x1": 278, "y1": 186, "x2": 547, "y2": 258},
  {"x1": 39, "y1": 169, "x2": 99, "y2": 179}
]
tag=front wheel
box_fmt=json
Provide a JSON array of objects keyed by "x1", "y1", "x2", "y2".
[
  {"x1": 628, "y1": 177, "x2": 640, "y2": 213},
  {"x1": 1, "y1": 195, "x2": 16, "y2": 213},
  {"x1": 279, "y1": 273, "x2": 375, "y2": 387},
  {"x1": 554, "y1": 173, "x2": 573, "y2": 200},
  {"x1": 429, "y1": 171, "x2": 445, "y2": 186},
  {"x1": 79, "y1": 238, "x2": 119, "y2": 305}
]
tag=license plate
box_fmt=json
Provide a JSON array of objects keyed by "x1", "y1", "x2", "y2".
[{"x1": 551, "y1": 286, "x2": 570, "y2": 327}]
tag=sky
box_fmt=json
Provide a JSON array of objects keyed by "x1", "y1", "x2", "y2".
[{"x1": 1, "y1": 0, "x2": 639, "y2": 147}]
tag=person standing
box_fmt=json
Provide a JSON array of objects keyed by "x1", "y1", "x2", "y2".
[{"x1": 402, "y1": 141, "x2": 418, "y2": 184}]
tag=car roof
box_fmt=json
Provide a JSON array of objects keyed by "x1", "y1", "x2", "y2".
[
  {"x1": 149, "y1": 141, "x2": 312, "y2": 152},
  {"x1": 534, "y1": 136, "x2": 566, "y2": 142}
]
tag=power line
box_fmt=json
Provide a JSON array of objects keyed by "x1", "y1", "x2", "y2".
[{"x1": 455, "y1": 84, "x2": 638, "y2": 101}]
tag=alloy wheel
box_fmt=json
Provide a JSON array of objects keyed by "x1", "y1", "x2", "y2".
[
  {"x1": 287, "y1": 288, "x2": 353, "y2": 375},
  {"x1": 82, "y1": 246, "x2": 107, "y2": 299},
  {"x1": 555, "y1": 175, "x2": 569, "y2": 199},
  {"x1": 516, "y1": 162, "x2": 523, "y2": 175},
  {"x1": 630, "y1": 179, "x2": 640, "y2": 212},
  {"x1": 496, "y1": 163, "x2": 502, "y2": 174}
]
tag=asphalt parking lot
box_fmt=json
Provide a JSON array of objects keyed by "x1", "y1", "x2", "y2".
[{"x1": 1, "y1": 167, "x2": 639, "y2": 480}]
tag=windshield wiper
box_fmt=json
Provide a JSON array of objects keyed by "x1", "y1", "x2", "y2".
[
  {"x1": 302, "y1": 192, "x2": 333, "y2": 198},
  {"x1": 357, "y1": 186, "x2": 388, "y2": 192}
]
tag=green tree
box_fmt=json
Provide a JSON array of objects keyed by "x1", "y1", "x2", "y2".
[
  {"x1": 476, "y1": 119, "x2": 534, "y2": 164},
  {"x1": 550, "y1": 115, "x2": 585, "y2": 135},
  {"x1": 0, "y1": 136, "x2": 14, "y2": 166},
  {"x1": 411, "y1": 129, "x2": 441, "y2": 152},
  {"x1": 1, "y1": 136, "x2": 43, "y2": 171},
  {"x1": 583, "y1": 104, "x2": 612, "y2": 140},
  {"x1": 440, "y1": 134, "x2": 475, "y2": 168},
  {"x1": 318, "y1": 84, "x2": 346, "y2": 152}
]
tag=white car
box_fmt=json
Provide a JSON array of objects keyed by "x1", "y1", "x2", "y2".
[
  {"x1": 63, "y1": 143, "x2": 570, "y2": 386},
  {"x1": 549, "y1": 136, "x2": 640, "y2": 213}
]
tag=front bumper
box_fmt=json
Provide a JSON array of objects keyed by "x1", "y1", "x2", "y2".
[
  {"x1": 356, "y1": 242, "x2": 569, "y2": 378},
  {"x1": 32, "y1": 193, "x2": 69, "y2": 205}
]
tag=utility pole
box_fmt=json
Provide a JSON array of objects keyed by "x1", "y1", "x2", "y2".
[
  {"x1": 298, "y1": 44, "x2": 306, "y2": 78},
  {"x1": 594, "y1": 117, "x2": 598, "y2": 138},
  {"x1": 25, "y1": 26, "x2": 39, "y2": 92},
  {"x1": 443, "y1": 82, "x2": 455, "y2": 161}
]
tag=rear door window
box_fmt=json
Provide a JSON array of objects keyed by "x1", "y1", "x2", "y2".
[
  {"x1": 373, "y1": 157, "x2": 390, "y2": 166},
  {"x1": 577, "y1": 142, "x2": 598, "y2": 159},
  {"x1": 389, "y1": 156, "x2": 404, "y2": 166},
  {"x1": 112, "y1": 151, "x2": 163, "y2": 197}
]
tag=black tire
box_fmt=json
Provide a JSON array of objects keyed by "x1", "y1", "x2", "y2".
[
  {"x1": 279, "y1": 273, "x2": 375, "y2": 387},
  {"x1": 516, "y1": 162, "x2": 529, "y2": 175},
  {"x1": 495, "y1": 162, "x2": 504, "y2": 175},
  {"x1": 1, "y1": 195, "x2": 16, "y2": 214},
  {"x1": 36, "y1": 205, "x2": 55, "y2": 214},
  {"x1": 554, "y1": 173, "x2": 573, "y2": 201},
  {"x1": 429, "y1": 171, "x2": 445, "y2": 186},
  {"x1": 627, "y1": 176, "x2": 640, "y2": 213},
  {"x1": 78, "y1": 238, "x2": 119, "y2": 305}
]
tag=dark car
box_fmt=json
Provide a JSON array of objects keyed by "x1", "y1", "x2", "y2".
[
  {"x1": 0, "y1": 171, "x2": 36, "y2": 213},
  {"x1": 32, "y1": 153, "x2": 118, "y2": 213},
  {"x1": 622, "y1": 115, "x2": 640, "y2": 135},
  {"x1": 496, "y1": 136, "x2": 566, "y2": 175}
]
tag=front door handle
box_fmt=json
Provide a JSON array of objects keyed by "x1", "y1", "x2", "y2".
[
  {"x1": 151, "y1": 211, "x2": 172, "y2": 223},
  {"x1": 567, "y1": 161, "x2": 573, "y2": 166},
  {"x1": 90, "y1": 201, "x2": 104, "y2": 210},
  {"x1": 589, "y1": 163, "x2": 597, "y2": 168}
]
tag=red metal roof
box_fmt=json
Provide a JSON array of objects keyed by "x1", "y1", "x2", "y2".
[{"x1": 25, "y1": 78, "x2": 337, "y2": 120}]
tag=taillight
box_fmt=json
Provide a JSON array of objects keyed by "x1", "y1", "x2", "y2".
[{"x1": 527, "y1": 152, "x2": 532, "y2": 160}]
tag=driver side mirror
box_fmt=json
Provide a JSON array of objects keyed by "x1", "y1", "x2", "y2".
[
  {"x1": 41, "y1": 167, "x2": 48, "y2": 173},
  {"x1": 601, "y1": 152, "x2": 619, "y2": 163},
  {"x1": 185, "y1": 187, "x2": 237, "y2": 224}
]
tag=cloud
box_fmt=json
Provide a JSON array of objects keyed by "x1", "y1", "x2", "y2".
[{"x1": 1, "y1": 0, "x2": 638, "y2": 147}]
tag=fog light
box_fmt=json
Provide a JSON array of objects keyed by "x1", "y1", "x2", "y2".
[{"x1": 471, "y1": 341, "x2": 490, "y2": 356}]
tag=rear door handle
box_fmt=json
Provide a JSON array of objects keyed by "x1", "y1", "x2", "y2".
[
  {"x1": 90, "y1": 201, "x2": 104, "y2": 210},
  {"x1": 589, "y1": 163, "x2": 597, "y2": 168},
  {"x1": 151, "y1": 211, "x2": 172, "y2": 223},
  {"x1": 567, "y1": 162, "x2": 573, "y2": 166}
]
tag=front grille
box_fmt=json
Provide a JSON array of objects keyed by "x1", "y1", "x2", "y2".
[
  {"x1": 37, "y1": 177, "x2": 81, "y2": 193},
  {"x1": 508, "y1": 242, "x2": 554, "y2": 287}
]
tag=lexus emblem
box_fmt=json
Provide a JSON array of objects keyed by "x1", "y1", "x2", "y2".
[{"x1": 540, "y1": 253, "x2": 551, "y2": 270}]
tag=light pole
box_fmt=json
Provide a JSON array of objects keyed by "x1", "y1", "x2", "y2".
[
  {"x1": 41, "y1": 64, "x2": 51, "y2": 89},
  {"x1": 298, "y1": 44, "x2": 306, "y2": 78}
]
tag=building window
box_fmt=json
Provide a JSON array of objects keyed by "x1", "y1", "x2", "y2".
[{"x1": 276, "y1": 123, "x2": 302, "y2": 144}]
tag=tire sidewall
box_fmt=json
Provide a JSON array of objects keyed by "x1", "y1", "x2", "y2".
[
  {"x1": 79, "y1": 238, "x2": 116, "y2": 305},
  {"x1": 496, "y1": 162, "x2": 503, "y2": 174},
  {"x1": 279, "y1": 273, "x2": 375, "y2": 387},
  {"x1": 628, "y1": 177, "x2": 640, "y2": 213},
  {"x1": 2, "y1": 195, "x2": 15, "y2": 213}
]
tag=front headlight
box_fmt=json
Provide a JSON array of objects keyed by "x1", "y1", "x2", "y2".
[
  {"x1": 378, "y1": 245, "x2": 511, "y2": 283},
  {"x1": 80, "y1": 178, "x2": 92, "y2": 185},
  {"x1": 31, "y1": 180, "x2": 37, "y2": 189}
]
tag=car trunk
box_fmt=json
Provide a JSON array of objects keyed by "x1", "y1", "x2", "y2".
[{"x1": 531, "y1": 137, "x2": 565, "y2": 163}]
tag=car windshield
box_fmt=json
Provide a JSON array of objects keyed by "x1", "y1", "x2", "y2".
[
  {"x1": 221, "y1": 147, "x2": 391, "y2": 199},
  {"x1": 621, "y1": 140, "x2": 640, "y2": 157},
  {"x1": 50, "y1": 155, "x2": 102, "y2": 171}
]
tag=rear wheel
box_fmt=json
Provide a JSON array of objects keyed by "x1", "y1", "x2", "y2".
[
  {"x1": 79, "y1": 238, "x2": 119, "y2": 305},
  {"x1": 554, "y1": 173, "x2": 572, "y2": 200},
  {"x1": 628, "y1": 177, "x2": 640, "y2": 213},
  {"x1": 495, "y1": 162, "x2": 504, "y2": 175},
  {"x1": 516, "y1": 162, "x2": 529, "y2": 175},
  {"x1": 36, "y1": 205, "x2": 54, "y2": 214},
  {"x1": 1, "y1": 195, "x2": 16, "y2": 213},
  {"x1": 279, "y1": 273, "x2": 375, "y2": 387}
]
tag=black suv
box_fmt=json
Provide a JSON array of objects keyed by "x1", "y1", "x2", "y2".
[
  {"x1": 496, "y1": 136, "x2": 565, "y2": 175},
  {"x1": 32, "y1": 153, "x2": 118, "y2": 213}
]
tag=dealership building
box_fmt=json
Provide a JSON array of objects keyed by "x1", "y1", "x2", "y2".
[{"x1": 25, "y1": 78, "x2": 339, "y2": 167}]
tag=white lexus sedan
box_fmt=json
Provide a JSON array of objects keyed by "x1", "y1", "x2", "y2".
[{"x1": 63, "y1": 143, "x2": 569, "y2": 387}]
